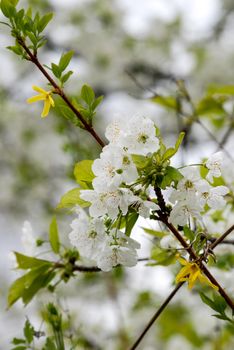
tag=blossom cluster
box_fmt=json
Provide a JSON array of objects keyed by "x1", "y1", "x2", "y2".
[
  {"x1": 168, "y1": 152, "x2": 229, "y2": 227},
  {"x1": 69, "y1": 116, "x2": 160, "y2": 271}
]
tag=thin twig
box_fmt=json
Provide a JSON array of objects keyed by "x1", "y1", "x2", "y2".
[
  {"x1": 210, "y1": 225, "x2": 234, "y2": 250},
  {"x1": 17, "y1": 37, "x2": 106, "y2": 148},
  {"x1": 128, "y1": 283, "x2": 184, "y2": 350},
  {"x1": 155, "y1": 187, "x2": 234, "y2": 310}
]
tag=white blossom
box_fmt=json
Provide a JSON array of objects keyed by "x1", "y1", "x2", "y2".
[
  {"x1": 92, "y1": 144, "x2": 138, "y2": 191},
  {"x1": 122, "y1": 116, "x2": 159, "y2": 156},
  {"x1": 170, "y1": 167, "x2": 203, "y2": 203},
  {"x1": 21, "y1": 221, "x2": 36, "y2": 255},
  {"x1": 105, "y1": 119, "x2": 125, "y2": 144},
  {"x1": 96, "y1": 230, "x2": 140, "y2": 271},
  {"x1": 69, "y1": 208, "x2": 106, "y2": 260},
  {"x1": 206, "y1": 151, "x2": 224, "y2": 183},
  {"x1": 80, "y1": 188, "x2": 136, "y2": 219},
  {"x1": 196, "y1": 181, "x2": 229, "y2": 209},
  {"x1": 105, "y1": 115, "x2": 159, "y2": 156},
  {"x1": 134, "y1": 199, "x2": 159, "y2": 218},
  {"x1": 168, "y1": 200, "x2": 202, "y2": 226}
]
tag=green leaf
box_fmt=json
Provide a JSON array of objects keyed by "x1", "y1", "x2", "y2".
[
  {"x1": 125, "y1": 212, "x2": 138, "y2": 236},
  {"x1": 200, "y1": 293, "x2": 227, "y2": 314},
  {"x1": 49, "y1": 216, "x2": 60, "y2": 254},
  {"x1": 0, "y1": 0, "x2": 17, "y2": 18},
  {"x1": 51, "y1": 63, "x2": 61, "y2": 79},
  {"x1": 162, "y1": 132, "x2": 185, "y2": 162},
  {"x1": 183, "y1": 226, "x2": 195, "y2": 241},
  {"x1": 92, "y1": 95, "x2": 103, "y2": 110},
  {"x1": 57, "y1": 103, "x2": 83, "y2": 128},
  {"x1": 12, "y1": 339, "x2": 26, "y2": 345},
  {"x1": 141, "y1": 227, "x2": 167, "y2": 238},
  {"x1": 131, "y1": 154, "x2": 150, "y2": 169},
  {"x1": 151, "y1": 95, "x2": 178, "y2": 110},
  {"x1": 37, "y1": 12, "x2": 53, "y2": 33},
  {"x1": 11, "y1": 347, "x2": 27, "y2": 350},
  {"x1": 207, "y1": 84, "x2": 234, "y2": 95},
  {"x1": 212, "y1": 314, "x2": 233, "y2": 323},
  {"x1": 24, "y1": 320, "x2": 34, "y2": 344},
  {"x1": 196, "y1": 96, "x2": 226, "y2": 116},
  {"x1": 160, "y1": 166, "x2": 183, "y2": 189},
  {"x1": 57, "y1": 188, "x2": 90, "y2": 209},
  {"x1": 81, "y1": 84, "x2": 95, "y2": 106},
  {"x1": 74, "y1": 160, "x2": 94, "y2": 188},
  {"x1": 58, "y1": 50, "x2": 74, "y2": 72},
  {"x1": 7, "y1": 45, "x2": 23, "y2": 55},
  {"x1": 22, "y1": 270, "x2": 55, "y2": 305},
  {"x1": 8, "y1": 265, "x2": 52, "y2": 307},
  {"x1": 15, "y1": 252, "x2": 52, "y2": 269},
  {"x1": 150, "y1": 247, "x2": 176, "y2": 266},
  {"x1": 61, "y1": 70, "x2": 73, "y2": 84},
  {"x1": 43, "y1": 337, "x2": 57, "y2": 350}
]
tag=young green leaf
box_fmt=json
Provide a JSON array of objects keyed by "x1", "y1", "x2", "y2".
[
  {"x1": 61, "y1": 70, "x2": 73, "y2": 84},
  {"x1": 81, "y1": 84, "x2": 95, "y2": 106},
  {"x1": 15, "y1": 252, "x2": 52, "y2": 269},
  {"x1": 51, "y1": 63, "x2": 61, "y2": 79},
  {"x1": 141, "y1": 227, "x2": 167, "y2": 238},
  {"x1": 125, "y1": 212, "x2": 138, "y2": 236},
  {"x1": 23, "y1": 320, "x2": 34, "y2": 344},
  {"x1": 162, "y1": 132, "x2": 185, "y2": 162},
  {"x1": 59, "y1": 50, "x2": 74, "y2": 72},
  {"x1": 0, "y1": 0, "x2": 17, "y2": 18},
  {"x1": 74, "y1": 160, "x2": 94, "y2": 187},
  {"x1": 8, "y1": 265, "x2": 51, "y2": 307},
  {"x1": 151, "y1": 95, "x2": 178, "y2": 110},
  {"x1": 49, "y1": 216, "x2": 60, "y2": 254},
  {"x1": 37, "y1": 12, "x2": 53, "y2": 33},
  {"x1": 57, "y1": 187, "x2": 90, "y2": 209}
]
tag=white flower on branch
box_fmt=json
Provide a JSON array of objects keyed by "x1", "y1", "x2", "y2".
[
  {"x1": 170, "y1": 167, "x2": 204, "y2": 203},
  {"x1": 196, "y1": 181, "x2": 229, "y2": 209},
  {"x1": 92, "y1": 144, "x2": 138, "y2": 191},
  {"x1": 168, "y1": 199, "x2": 202, "y2": 226},
  {"x1": 206, "y1": 151, "x2": 224, "y2": 183},
  {"x1": 105, "y1": 115, "x2": 159, "y2": 156},
  {"x1": 96, "y1": 230, "x2": 140, "y2": 271},
  {"x1": 80, "y1": 188, "x2": 137, "y2": 219},
  {"x1": 69, "y1": 208, "x2": 106, "y2": 260}
]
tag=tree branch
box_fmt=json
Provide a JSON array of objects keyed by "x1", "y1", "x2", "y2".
[
  {"x1": 155, "y1": 187, "x2": 234, "y2": 310},
  {"x1": 17, "y1": 37, "x2": 106, "y2": 148},
  {"x1": 210, "y1": 225, "x2": 234, "y2": 250},
  {"x1": 128, "y1": 283, "x2": 184, "y2": 350}
]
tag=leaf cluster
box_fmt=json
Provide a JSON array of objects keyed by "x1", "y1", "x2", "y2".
[{"x1": 1, "y1": 0, "x2": 53, "y2": 56}]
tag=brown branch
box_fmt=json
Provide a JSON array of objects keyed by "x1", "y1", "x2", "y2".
[
  {"x1": 128, "y1": 283, "x2": 184, "y2": 350},
  {"x1": 54, "y1": 262, "x2": 101, "y2": 272},
  {"x1": 210, "y1": 225, "x2": 234, "y2": 250},
  {"x1": 17, "y1": 37, "x2": 106, "y2": 148},
  {"x1": 155, "y1": 187, "x2": 234, "y2": 310}
]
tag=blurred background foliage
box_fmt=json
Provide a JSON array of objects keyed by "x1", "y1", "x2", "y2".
[{"x1": 0, "y1": 0, "x2": 234, "y2": 349}]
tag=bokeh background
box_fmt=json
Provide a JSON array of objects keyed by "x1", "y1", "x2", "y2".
[{"x1": 0, "y1": 0, "x2": 234, "y2": 349}]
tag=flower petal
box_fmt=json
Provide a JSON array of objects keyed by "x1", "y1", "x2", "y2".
[
  {"x1": 32, "y1": 85, "x2": 47, "y2": 94},
  {"x1": 41, "y1": 98, "x2": 51, "y2": 117},
  {"x1": 27, "y1": 94, "x2": 45, "y2": 104}
]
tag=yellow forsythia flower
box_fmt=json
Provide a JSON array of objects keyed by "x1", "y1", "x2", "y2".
[
  {"x1": 175, "y1": 257, "x2": 218, "y2": 290},
  {"x1": 27, "y1": 85, "x2": 55, "y2": 118}
]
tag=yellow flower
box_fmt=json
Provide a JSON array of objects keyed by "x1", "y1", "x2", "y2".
[
  {"x1": 175, "y1": 257, "x2": 218, "y2": 290},
  {"x1": 27, "y1": 85, "x2": 55, "y2": 118}
]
